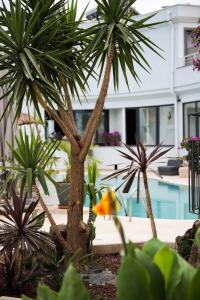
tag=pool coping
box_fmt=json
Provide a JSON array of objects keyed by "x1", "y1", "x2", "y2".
[{"x1": 98, "y1": 169, "x2": 189, "y2": 187}]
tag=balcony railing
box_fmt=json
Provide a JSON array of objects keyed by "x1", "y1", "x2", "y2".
[
  {"x1": 188, "y1": 140, "x2": 200, "y2": 216},
  {"x1": 185, "y1": 52, "x2": 200, "y2": 66}
]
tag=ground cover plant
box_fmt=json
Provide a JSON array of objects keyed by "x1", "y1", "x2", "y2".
[{"x1": 0, "y1": 0, "x2": 162, "y2": 254}]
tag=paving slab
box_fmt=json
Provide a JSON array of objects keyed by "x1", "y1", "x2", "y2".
[{"x1": 41, "y1": 206, "x2": 194, "y2": 253}]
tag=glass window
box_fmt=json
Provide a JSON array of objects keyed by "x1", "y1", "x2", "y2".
[
  {"x1": 74, "y1": 111, "x2": 90, "y2": 135},
  {"x1": 159, "y1": 105, "x2": 175, "y2": 145},
  {"x1": 139, "y1": 107, "x2": 156, "y2": 145},
  {"x1": 184, "y1": 103, "x2": 196, "y2": 137},
  {"x1": 74, "y1": 110, "x2": 109, "y2": 145},
  {"x1": 185, "y1": 29, "x2": 196, "y2": 56}
]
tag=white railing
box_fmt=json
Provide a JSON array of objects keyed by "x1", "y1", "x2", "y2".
[
  {"x1": 128, "y1": 188, "x2": 147, "y2": 222},
  {"x1": 185, "y1": 52, "x2": 200, "y2": 66}
]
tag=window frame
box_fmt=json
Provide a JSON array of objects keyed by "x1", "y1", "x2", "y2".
[
  {"x1": 45, "y1": 109, "x2": 109, "y2": 145},
  {"x1": 183, "y1": 101, "x2": 200, "y2": 138},
  {"x1": 126, "y1": 104, "x2": 175, "y2": 147}
]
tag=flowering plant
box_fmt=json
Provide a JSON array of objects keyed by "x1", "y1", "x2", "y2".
[
  {"x1": 191, "y1": 26, "x2": 200, "y2": 71},
  {"x1": 93, "y1": 189, "x2": 119, "y2": 216},
  {"x1": 180, "y1": 136, "x2": 200, "y2": 151},
  {"x1": 102, "y1": 131, "x2": 121, "y2": 146}
]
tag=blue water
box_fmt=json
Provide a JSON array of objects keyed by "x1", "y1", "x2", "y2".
[{"x1": 85, "y1": 178, "x2": 196, "y2": 220}]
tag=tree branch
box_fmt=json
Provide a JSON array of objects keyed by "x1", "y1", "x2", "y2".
[
  {"x1": 79, "y1": 45, "x2": 115, "y2": 162},
  {"x1": 33, "y1": 83, "x2": 80, "y2": 154},
  {"x1": 61, "y1": 76, "x2": 76, "y2": 126}
]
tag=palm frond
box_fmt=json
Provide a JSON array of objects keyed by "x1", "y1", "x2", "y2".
[
  {"x1": 103, "y1": 138, "x2": 172, "y2": 193},
  {"x1": 86, "y1": 0, "x2": 163, "y2": 90}
]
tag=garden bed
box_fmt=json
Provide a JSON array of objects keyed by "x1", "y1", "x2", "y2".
[{"x1": 0, "y1": 254, "x2": 121, "y2": 300}]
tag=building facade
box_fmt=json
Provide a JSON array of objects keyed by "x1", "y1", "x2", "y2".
[{"x1": 46, "y1": 4, "x2": 200, "y2": 168}]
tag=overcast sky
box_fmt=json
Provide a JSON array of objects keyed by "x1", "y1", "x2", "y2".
[{"x1": 78, "y1": 0, "x2": 200, "y2": 15}]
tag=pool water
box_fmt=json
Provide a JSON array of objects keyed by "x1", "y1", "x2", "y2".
[{"x1": 85, "y1": 178, "x2": 196, "y2": 220}]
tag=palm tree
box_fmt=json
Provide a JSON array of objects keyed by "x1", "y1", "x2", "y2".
[
  {"x1": 0, "y1": 0, "x2": 162, "y2": 254},
  {"x1": 103, "y1": 140, "x2": 173, "y2": 238}
]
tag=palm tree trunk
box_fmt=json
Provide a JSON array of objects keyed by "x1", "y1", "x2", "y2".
[
  {"x1": 79, "y1": 44, "x2": 115, "y2": 161},
  {"x1": 66, "y1": 153, "x2": 89, "y2": 256},
  {"x1": 142, "y1": 172, "x2": 157, "y2": 238},
  {"x1": 32, "y1": 184, "x2": 72, "y2": 253}
]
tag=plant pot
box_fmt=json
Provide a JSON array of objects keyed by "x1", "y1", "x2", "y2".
[{"x1": 56, "y1": 182, "x2": 70, "y2": 208}]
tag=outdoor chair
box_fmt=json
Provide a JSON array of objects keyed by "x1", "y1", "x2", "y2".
[{"x1": 158, "y1": 159, "x2": 182, "y2": 176}]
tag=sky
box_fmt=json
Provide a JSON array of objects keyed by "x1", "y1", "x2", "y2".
[{"x1": 78, "y1": 0, "x2": 200, "y2": 15}]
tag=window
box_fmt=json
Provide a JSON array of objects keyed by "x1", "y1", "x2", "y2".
[
  {"x1": 73, "y1": 110, "x2": 109, "y2": 145},
  {"x1": 139, "y1": 107, "x2": 156, "y2": 146},
  {"x1": 185, "y1": 29, "x2": 196, "y2": 56},
  {"x1": 184, "y1": 29, "x2": 197, "y2": 65},
  {"x1": 184, "y1": 101, "x2": 200, "y2": 137},
  {"x1": 45, "y1": 110, "x2": 109, "y2": 143},
  {"x1": 126, "y1": 105, "x2": 175, "y2": 146},
  {"x1": 45, "y1": 112, "x2": 64, "y2": 139},
  {"x1": 159, "y1": 106, "x2": 175, "y2": 145}
]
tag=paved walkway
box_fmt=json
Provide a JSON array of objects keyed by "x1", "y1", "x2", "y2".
[
  {"x1": 41, "y1": 205, "x2": 195, "y2": 253},
  {"x1": 38, "y1": 171, "x2": 192, "y2": 252}
]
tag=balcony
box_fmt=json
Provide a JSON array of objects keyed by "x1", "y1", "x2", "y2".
[{"x1": 185, "y1": 52, "x2": 200, "y2": 66}]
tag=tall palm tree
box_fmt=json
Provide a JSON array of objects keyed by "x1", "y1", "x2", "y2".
[{"x1": 0, "y1": 0, "x2": 162, "y2": 254}]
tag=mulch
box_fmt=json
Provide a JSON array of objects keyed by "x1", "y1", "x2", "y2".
[{"x1": 85, "y1": 254, "x2": 120, "y2": 300}]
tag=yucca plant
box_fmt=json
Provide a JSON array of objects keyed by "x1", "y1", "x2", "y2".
[
  {"x1": 0, "y1": 0, "x2": 162, "y2": 254},
  {"x1": 0, "y1": 129, "x2": 71, "y2": 252},
  {"x1": 0, "y1": 189, "x2": 55, "y2": 288},
  {"x1": 103, "y1": 140, "x2": 173, "y2": 237}
]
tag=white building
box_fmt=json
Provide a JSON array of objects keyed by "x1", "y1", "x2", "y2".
[{"x1": 46, "y1": 4, "x2": 200, "y2": 169}]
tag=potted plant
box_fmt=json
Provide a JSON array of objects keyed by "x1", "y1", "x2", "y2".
[
  {"x1": 56, "y1": 141, "x2": 98, "y2": 208},
  {"x1": 102, "y1": 131, "x2": 121, "y2": 146},
  {"x1": 56, "y1": 141, "x2": 71, "y2": 208}
]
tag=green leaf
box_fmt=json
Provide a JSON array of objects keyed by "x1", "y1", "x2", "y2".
[
  {"x1": 172, "y1": 255, "x2": 196, "y2": 300},
  {"x1": 36, "y1": 284, "x2": 58, "y2": 300},
  {"x1": 117, "y1": 254, "x2": 152, "y2": 300},
  {"x1": 154, "y1": 247, "x2": 182, "y2": 299},
  {"x1": 27, "y1": 168, "x2": 33, "y2": 197},
  {"x1": 143, "y1": 238, "x2": 166, "y2": 258},
  {"x1": 188, "y1": 269, "x2": 200, "y2": 300},
  {"x1": 58, "y1": 264, "x2": 90, "y2": 300},
  {"x1": 136, "y1": 249, "x2": 166, "y2": 300},
  {"x1": 127, "y1": 241, "x2": 136, "y2": 258}
]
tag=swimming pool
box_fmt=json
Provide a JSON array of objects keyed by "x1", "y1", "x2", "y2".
[{"x1": 85, "y1": 178, "x2": 196, "y2": 220}]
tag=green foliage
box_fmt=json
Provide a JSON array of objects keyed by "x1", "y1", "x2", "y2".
[
  {"x1": 87, "y1": 0, "x2": 163, "y2": 88},
  {"x1": 117, "y1": 247, "x2": 152, "y2": 300},
  {"x1": 58, "y1": 142, "x2": 99, "y2": 183},
  {"x1": 0, "y1": 0, "x2": 90, "y2": 120},
  {"x1": 0, "y1": 129, "x2": 60, "y2": 196},
  {"x1": 104, "y1": 140, "x2": 173, "y2": 194},
  {"x1": 85, "y1": 161, "x2": 106, "y2": 252},
  {"x1": 22, "y1": 265, "x2": 90, "y2": 300},
  {"x1": 21, "y1": 234, "x2": 200, "y2": 300},
  {"x1": 0, "y1": 0, "x2": 163, "y2": 122}
]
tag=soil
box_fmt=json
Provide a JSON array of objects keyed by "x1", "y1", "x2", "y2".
[
  {"x1": 85, "y1": 254, "x2": 120, "y2": 300},
  {"x1": 0, "y1": 254, "x2": 121, "y2": 300}
]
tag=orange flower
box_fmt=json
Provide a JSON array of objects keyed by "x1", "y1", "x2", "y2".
[{"x1": 93, "y1": 190, "x2": 118, "y2": 216}]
